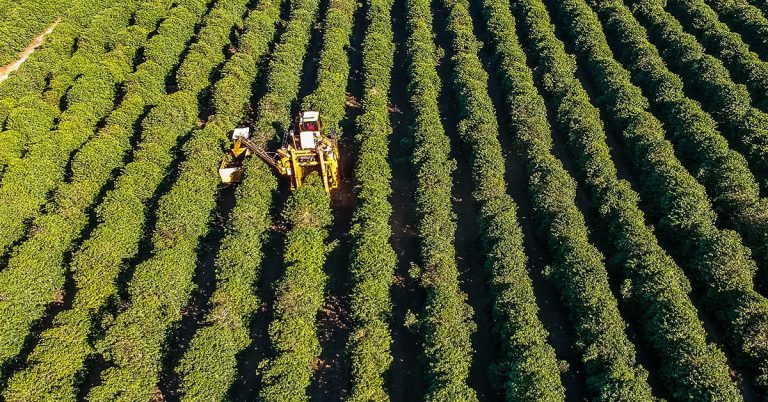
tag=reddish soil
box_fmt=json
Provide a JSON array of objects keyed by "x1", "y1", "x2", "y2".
[{"x1": 0, "y1": 18, "x2": 60, "y2": 83}]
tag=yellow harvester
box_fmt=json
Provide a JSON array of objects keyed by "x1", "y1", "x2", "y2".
[{"x1": 219, "y1": 111, "x2": 340, "y2": 194}]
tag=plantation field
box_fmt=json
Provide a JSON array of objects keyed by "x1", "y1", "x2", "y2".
[{"x1": 1, "y1": 0, "x2": 768, "y2": 400}]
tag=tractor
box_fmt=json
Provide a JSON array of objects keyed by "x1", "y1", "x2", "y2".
[{"x1": 219, "y1": 111, "x2": 340, "y2": 194}]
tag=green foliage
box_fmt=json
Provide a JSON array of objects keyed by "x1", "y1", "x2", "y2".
[
  {"x1": 301, "y1": 0, "x2": 357, "y2": 131},
  {"x1": 0, "y1": 0, "x2": 110, "y2": 114},
  {"x1": 587, "y1": 0, "x2": 768, "y2": 295},
  {"x1": 407, "y1": 0, "x2": 503, "y2": 400},
  {"x1": 0, "y1": 0, "x2": 192, "y2": 381},
  {"x1": 252, "y1": 0, "x2": 322, "y2": 143},
  {"x1": 82, "y1": 0, "x2": 283, "y2": 396},
  {"x1": 87, "y1": 0, "x2": 319, "y2": 396},
  {"x1": 260, "y1": 174, "x2": 332, "y2": 402},
  {"x1": 0, "y1": 0, "x2": 239, "y2": 396},
  {"x1": 704, "y1": 0, "x2": 768, "y2": 61},
  {"x1": 176, "y1": 0, "x2": 252, "y2": 95},
  {"x1": 346, "y1": 0, "x2": 397, "y2": 399},
  {"x1": 177, "y1": 160, "x2": 277, "y2": 401},
  {"x1": 554, "y1": 0, "x2": 768, "y2": 393},
  {"x1": 0, "y1": 0, "x2": 168, "y2": 260},
  {"x1": 666, "y1": 0, "x2": 768, "y2": 111},
  {"x1": 178, "y1": 0, "x2": 317, "y2": 397},
  {"x1": 516, "y1": 0, "x2": 745, "y2": 399},
  {"x1": 0, "y1": 97, "x2": 57, "y2": 178},
  {"x1": 2, "y1": 90, "x2": 198, "y2": 400},
  {"x1": 627, "y1": 0, "x2": 768, "y2": 192},
  {"x1": 0, "y1": 0, "x2": 74, "y2": 66},
  {"x1": 0, "y1": 0, "x2": 163, "y2": 132},
  {"x1": 485, "y1": 1, "x2": 656, "y2": 400}
]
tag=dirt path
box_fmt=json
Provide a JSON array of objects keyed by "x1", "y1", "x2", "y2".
[
  {"x1": 0, "y1": 17, "x2": 60, "y2": 83},
  {"x1": 386, "y1": 0, "x2": 429, "y2": 400}
]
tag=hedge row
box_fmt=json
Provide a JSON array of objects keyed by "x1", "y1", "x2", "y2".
[
  {"x1": 667, "y1": 0, "x2": 768, "y2": 110},
  {"x1": 0, "y1": 0, "x2": 113, "y2": 122},
  {"x1": 344, "y1": 0, "x2": 397, "y2": 398},
  {"x1": 260, "y1": 175, "x2": 332, "y2": 401},
  {"x1": 87, "y1": 0, "x2": 319, "y2": 396},
  {"x1": 587, "y1": 0, "x2": 768, "y2": 332},
  {"x1": 554, "y1": 0, "x2": 768, "y2": 391},
  {"x1": 237, "y1": 0, "x2": 323, "y2": 399},
  {"x1": 79, "y1": 3, "x2": 284, "y2": 401},
  {"x1": 470, "y1": 2, "x2": 570, "y2": 402},
  {"x1": 590, "y1": 1, "x2": 768, "y2": 318},
  {"x1": 404, "y1": 0, "x2": 481, "y2": 400},
  {"x1": 0, "y1": 0, "x2": 181, "y2": 182},
  {"x1": 0, "y1": 0, "x2": 73, "y2": 66},
  {"x1": 627, "y1": 0, "x2": 768, "y2": 191},
  {"x1": 745, "y1": 0, "x2": 768, "y2": 18},
  {"x1": 0, "y1": 1, "x2": 214, "y2": 396},
  {"x1": 250, "y1": 0, "x2": 321, "y2": 144},
  {"x1": 300, "y1": 0, "x2": 356, "y2": 129},
  {"x1": 704, "y1": 0, "x2": 768, "y2": 60},
  {"x1": 176, "y1": 0, "x2": 253, "y2": 96},
  {"x1": 42, "y1": 0, "x2": 177, "y2": 109},
  {"x1": 178, "y1": 0, "x2": 344, "y2": 394},
  {"x1": 3, "y1": 90, "x2": 199, "y2": 400},
  {"x1": 0, "y1": 3, "x2": 166, "y2": 258},
  {"x1": 0, "y1": 97, "x2": 58, "y2": 180},
  {"x1": 491, "y1": 1, "x2": 655, "y2": 400},
  {"x1": 516, "y1": 0, "x2": 743, "y2": 399},
  {"x1": 0, "y1": 0, "x2": 184, "y2": 377},
  {"x1": 0, "y1": 0, "x2": 145, "y2": 178}
]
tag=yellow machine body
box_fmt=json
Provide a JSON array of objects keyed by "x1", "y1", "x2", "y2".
[{"x1": 219, "y1": 111, "x2": 340, "y2": 194}]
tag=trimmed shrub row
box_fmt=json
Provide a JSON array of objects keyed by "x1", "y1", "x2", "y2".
[
  {"x1": 42, "y1": 1, "x2": 165, "y2": 108},
  {"x1": 85, "y1": 0, "x2": 317, "y2": 398},
  {"x1": 234, "y1": 0, "x2": 324, "y2": 399},
  {"x1": 259, "y1": 174, "x2": 332, "y2": 401},
  {"x1": 404, "y1": 0, "x2": 484, "y2": 400},
  {"x1": 0, "y1": 0, "x2": 212, "y2": 395},
  {"x1": 627, "y1": 0, "x2": 768, "y2": 191},
  {"x1": 667, "y1": 0, "x2": 768, "y2": 110},
  {"x1": 514, "y1": 0, "x2": 743, "y2": 399},
  {"x1": 344, "y1": 0, "x2": 397, "y2": 400},
  {"x1": 300, "y1": 0, "x2": 356, "y2": 129},
  {"x1": 554, "y1": 0, "x2": 768, "y2": 392},
  {"x1": 0, "y1": 0, "x2": 146, "y2": 177},
  {"x1": 587, "y1": 0, "x2": 768, "y2": 339},
  {"x1": 178, "y1": 0, "x2": 344, "y2": 396},
  {"x1": 704, "y1": 0, "x2": 768, "y2": 60},
  {"x1": 485, "y1": 0, "x2": 654, "y2": 400},
  {"x1": 469, "y1": 1, "x2": 570, "y2": 401},
  {"x1": 0, "y1": 0, "x2": 185, "y2": 377},
  {"x1": 2, "y1": 91, "x2": 199, "y2": 400},
  {"x1": 175, "y1": 0, "x2": 253, "y2": 96},
  {"x1": 0, "y1": 2, "x2": 167, "y2": 258},
  {"x1": 251, "y1": 0, "x2": 321, "y2": 144},
  {"x1": 0, "y1": 0, "x2": 114, "y2": 122},
  {"x1": 0, "y1": 0, "x2": 74, "y2": 66}
]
